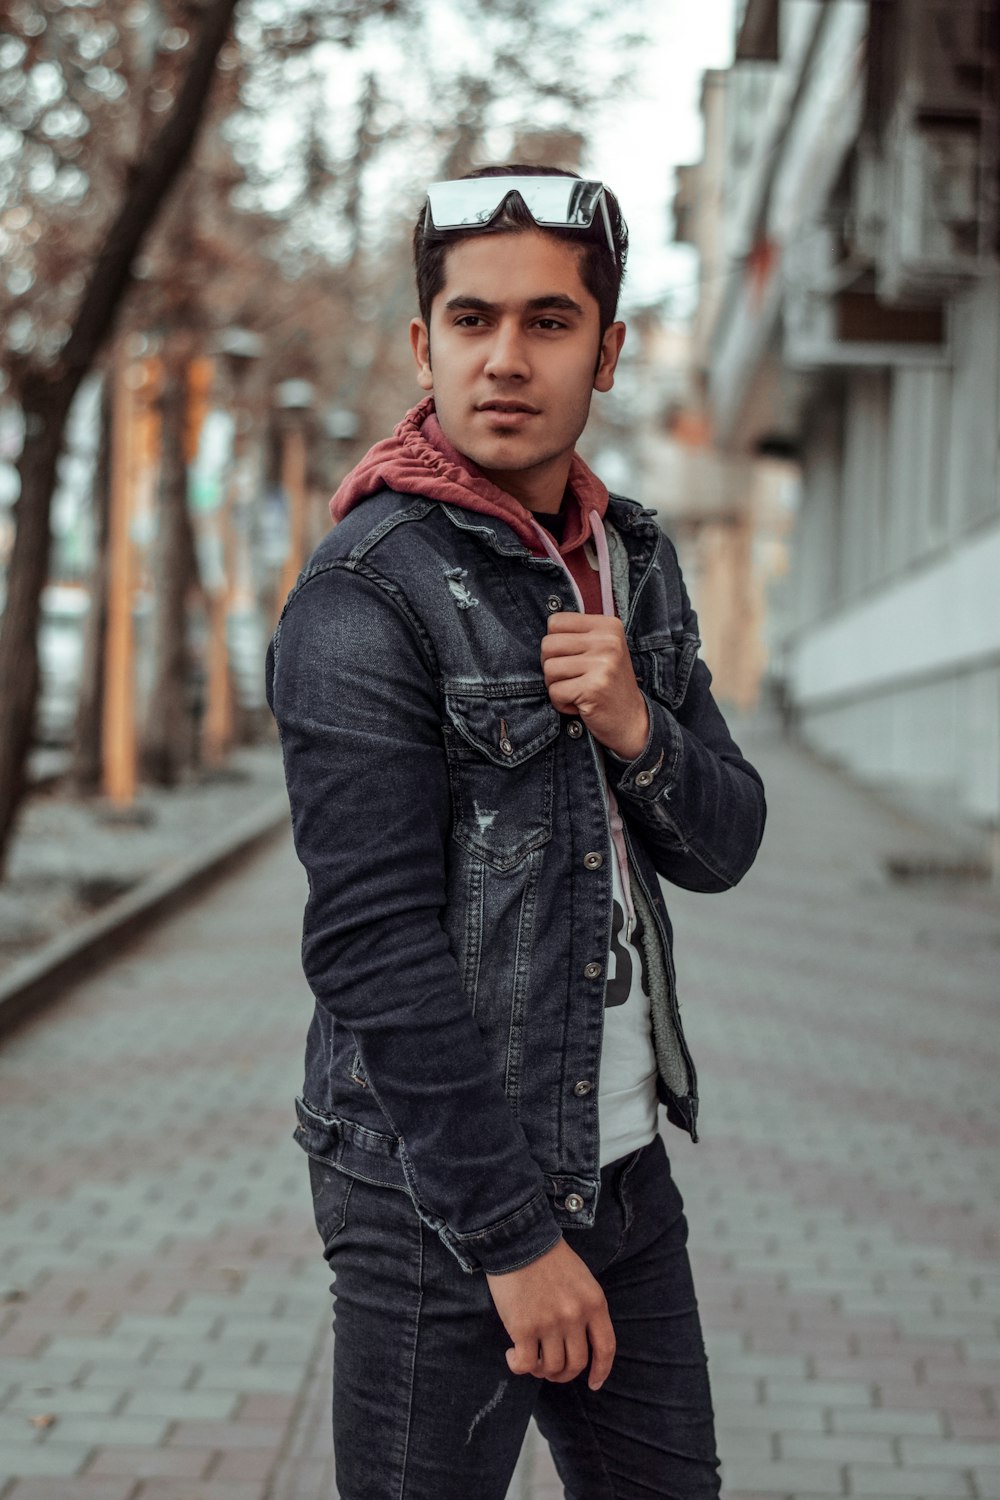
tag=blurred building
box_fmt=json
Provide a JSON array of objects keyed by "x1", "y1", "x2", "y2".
[{"x1": 677, "y1": 0, "x2": 1000, "y2": 853}]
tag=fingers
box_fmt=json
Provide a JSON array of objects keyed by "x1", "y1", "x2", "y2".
[
  {"x1": 586, "y1": 1308, "x2": 617, "y2": 1390},
  {"x1": 542, "y1": 613, "x2": 626, "y2": 656},
  {"x1": 545, "y1": 613, "x2": 623, "y2": 638},
  {"x1": 505, "y1": 1327, "x2": 614, "y2": 1388},
  {"x1": 505, "y1": 1338, "x2": 542, "y2": 1379},
  {"x1": 552, "y1": 1327, "x2": 591, "y2": 1385}
]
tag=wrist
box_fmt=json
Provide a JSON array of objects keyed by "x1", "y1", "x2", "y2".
[{"x1": 601, "y1": 697, "x2": 650, "y2": 762}]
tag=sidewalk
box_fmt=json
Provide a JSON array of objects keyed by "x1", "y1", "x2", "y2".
[
  {"x1": 0, "y1": 711, "x2": 997, "y2": 1499},
  {"x1": 520, "y1": 710, "x2": 1000, "y2": 1498},
  {"x1": 0, "y1": 744, "x2": 286, "y2": 986}
]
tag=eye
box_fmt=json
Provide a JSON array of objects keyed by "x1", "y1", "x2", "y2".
[
  {"x1": 454, "y1": 314, "x2": 486, "y2": 328},
  {"x1": 533, "y1": 317, "x2": 568, "y2": 331}
]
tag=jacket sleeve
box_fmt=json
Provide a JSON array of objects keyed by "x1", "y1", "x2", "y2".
[
  {"x1": 605, "y1": 551, "x2": 767, "y2": 894},
  {"x1": 267, "y1": 560, "x2": 562, "y2": 1275}
]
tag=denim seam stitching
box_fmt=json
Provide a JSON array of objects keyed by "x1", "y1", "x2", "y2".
[
  {"x1": 562, "y1": 1378, "x2": 619, "y2": 1499},
  {"x1": 397, "y1": 1211, "x2": 424, "y2": 1500}
]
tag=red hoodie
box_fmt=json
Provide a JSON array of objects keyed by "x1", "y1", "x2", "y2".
[{"x1": 328, "y1": 397, "x2": 610, "y2": 615}]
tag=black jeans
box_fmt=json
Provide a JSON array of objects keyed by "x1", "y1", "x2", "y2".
[{"x1": 309, "y1": 1131, "x2": 722, "y2": 1499}]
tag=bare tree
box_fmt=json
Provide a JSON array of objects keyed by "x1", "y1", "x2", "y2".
[{"x1": 0, "y1": 0, "x2": 240, "y2": 870}]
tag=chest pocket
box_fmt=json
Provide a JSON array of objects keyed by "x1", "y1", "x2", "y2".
[
  {"x1": 443, "y1": 682, "x2": 561, "y2": 873},
  {"x1": 631, "y1": 631, "x2": 701, "y2": 711}
]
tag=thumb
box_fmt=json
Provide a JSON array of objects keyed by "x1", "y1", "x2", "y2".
[{"x1": 506, "y1": 1342, "x2": 539, "y2": 1377}]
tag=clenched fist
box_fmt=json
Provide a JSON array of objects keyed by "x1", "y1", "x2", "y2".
[{"x1": 541, "y1": 613, "x2": 649, "y2": 761}]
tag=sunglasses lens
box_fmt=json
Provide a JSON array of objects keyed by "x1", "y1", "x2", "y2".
[{"x1": 426, "y1": 177, "x2": 604, "y2": 232}]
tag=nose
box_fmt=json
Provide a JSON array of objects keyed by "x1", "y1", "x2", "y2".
[{"x1": 483, "y1": 319, "x2": 530, "y2": 381}]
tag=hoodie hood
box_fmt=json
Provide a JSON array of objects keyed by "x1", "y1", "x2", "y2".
[{"x1": 329, "y1": 396, "x2": 609, "y2": 559}]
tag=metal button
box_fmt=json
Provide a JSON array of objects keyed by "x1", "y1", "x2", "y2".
[
  {"x1": 583, "y1": 961, "x2": 602, "y2": 979},
  {"x1": 566, "y1": 719, "x2": 583, "y2": 738},
  {"x1": 546, "y1": 595, "x2": 563, "y2": 612},
  {"x1": 583, "y1": 851, "x2": 603, "y2": 871},
  {"x1": 564, "y1": 1193, "x2": 585, "y2": 1213},
  {"x1": 573, "y1": 1079, "x2": 593, "y2": 1097},
  {"x1": 635, "y1": 769, "x2": 654, "y2": 787},
  {"x1": 499, "y1": 736, "x2": 513, "y2": 755}
]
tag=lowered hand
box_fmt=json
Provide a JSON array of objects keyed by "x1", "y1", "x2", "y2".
[{"x1": 485, "y1": 1236, "x2": 616, "y2": 1390}]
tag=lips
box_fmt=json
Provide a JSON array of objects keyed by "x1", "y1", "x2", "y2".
[{"x1": 476, "y1": 400, "x2": 540, "y2": 415}]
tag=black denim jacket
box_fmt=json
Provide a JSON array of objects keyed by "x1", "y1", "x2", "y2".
[{"x1": 266, "y1": 488, "x2": 766, "y2": 1275}]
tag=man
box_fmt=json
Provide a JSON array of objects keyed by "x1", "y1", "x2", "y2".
[{"x1": 266, "y1": 165, "x2": 766, "y2": 1500}]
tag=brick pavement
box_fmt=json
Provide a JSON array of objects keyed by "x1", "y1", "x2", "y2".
[
  {"x1": 0, "y1": 833, "x2": 330, "y2": 1500},
  {"x1": 1, "y1": 711, "x2": 998, "y2": 1500},
  {"x1": 519, "y1": 711, "x2": 1000, "y2": 1499}
]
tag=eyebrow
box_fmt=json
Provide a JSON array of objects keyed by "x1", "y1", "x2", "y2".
[{"x1": 442, "y1": 294, "x2": 585, "y2": 316}]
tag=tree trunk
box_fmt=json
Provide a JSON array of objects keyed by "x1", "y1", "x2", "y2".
[
  {"x1": 142, "y1": 334, "x2": 201, "y2": 785},
  {"x1": 0, "y1": 379, "x2": 75, "y2": 876},
  {"x1": 70, "y1": 371, "x2": 114, "y2": 794}
]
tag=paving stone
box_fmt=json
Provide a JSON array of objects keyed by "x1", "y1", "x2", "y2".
[
  {"x1": 845, "y1": 1466, "x2": 971, "y2": 1496},
  {"x1": 714, "y1": 1428, "x2": 772, "y2": 1460},
  {"x1": 210, "y1": 1449, "x2": 276, "y2": 1482},
  {"x1": 778, "y1": 1431, "x2": 895, "y2": 1463},
  {"x1": 44, "y1": 1334, "x2": 154, "y2": 1362},
  {"x1": 763, "y1": 1377, "x2": 875, "y2": 1407},
  {"x1": 717, "y1": 1400, "x2": 828, "y2": 1432},
  {"x1": 124, "y1": 1389, "x2": 240, "y2": 1421},
  {"x1": 80, "y1": 1360, "x2": 198, "y2": 1390},
  {"x1": 3, "y1": 1387, "x2": 124, "y2": 1416},
  {"x1": 167, "y1": 1419, "x2": 284, "y2": 1449},
  {"x1": 720, "y1": 1457, "x2": 844, "y2": 1493},
  {"x1": 135, "y1": 1483, "x2": 269, "y2": 1500},
  {"x1": 831, "y1": 1408, "x2": 947, "y2": 1436},
  {"x1": 0, "y1": 1443, "x2": 92, "y2": 1477},
  {"x1": 191, "y1": 1363, "x2": 304, "y2": 1394},
  {"x1": 899, "y1": 1437, "x2": 1000, "y2": 1466},
  {"x1": 236, "y1": 1393, "x2": 297, "y2": 1422},
  {"x1": 4, "y1": 1481, "x2": 135, "y2": 1500},
  {"x1": 84, "y1": 1444, "x2": 215, "y2": 1478},
  {"x1": 146, "y1": 1340, "x2": 262, "y2": 1364}
]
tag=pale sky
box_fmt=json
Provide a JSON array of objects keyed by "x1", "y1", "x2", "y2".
[{"x1": 584, "y1": 0, "x2": 736, "y2": 315}]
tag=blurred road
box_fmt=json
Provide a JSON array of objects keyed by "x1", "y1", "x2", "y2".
[{"x1": 1, "y1": 709, "x2": 998, "y2": 1500}]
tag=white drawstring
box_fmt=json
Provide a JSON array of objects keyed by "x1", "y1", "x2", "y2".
[{"x1": 527, "y1": 509, "x2": 637, "y2": 938}]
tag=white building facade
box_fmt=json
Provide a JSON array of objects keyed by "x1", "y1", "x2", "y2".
[{"x1": 681, "y1": 0, "x2": 1000, "y2": 853}]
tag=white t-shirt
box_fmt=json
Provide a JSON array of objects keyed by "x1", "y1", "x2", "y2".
[{"x1": 598, "y1": 842, "x2": 659, "y2": 1167}]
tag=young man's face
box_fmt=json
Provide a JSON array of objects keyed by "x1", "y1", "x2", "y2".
[{"x1": 410, "y1": 229, "x2": 625, "y2": 507}]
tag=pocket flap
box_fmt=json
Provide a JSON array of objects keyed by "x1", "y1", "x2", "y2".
[{"x1": 444, "y1": 682, "x2": 561, "y2": 767}]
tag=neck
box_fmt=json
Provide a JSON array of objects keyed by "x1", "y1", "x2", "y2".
[{"x1": 476, "y1": 452, "x2": 573, "y2": 515}]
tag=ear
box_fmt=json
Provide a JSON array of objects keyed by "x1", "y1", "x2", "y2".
[
  {"x1": 410, "y1": 318, "x2": 433, "y2": 391},
  {"x1": 593, "y1": 321, "x2": 626, "y2": 393}
]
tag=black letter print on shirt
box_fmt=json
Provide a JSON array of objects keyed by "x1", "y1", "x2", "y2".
[{"x1": 605, "y1": 900, "x2": 649, "y2": 1006}]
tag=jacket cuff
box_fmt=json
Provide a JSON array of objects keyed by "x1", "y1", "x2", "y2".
[
  {"x1": 604, "y1": 693, "x2": 680, "y2": 800},
  {"x1": 441, "y1": 1189, "x2": 564, "y2": 1275}
]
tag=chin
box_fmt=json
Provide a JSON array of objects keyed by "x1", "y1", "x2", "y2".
[{"x1": 470, "y1": 439, "x2": 547, "y2": 474}]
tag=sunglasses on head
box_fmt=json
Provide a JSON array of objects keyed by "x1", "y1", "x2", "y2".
[{"x1": 423, "y1": 176, "x2": 617, "y2": 264}]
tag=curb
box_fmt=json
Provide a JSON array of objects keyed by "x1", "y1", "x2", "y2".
[{"x1": 0, "y1": 792, "x2": 291, "y2": 1037}]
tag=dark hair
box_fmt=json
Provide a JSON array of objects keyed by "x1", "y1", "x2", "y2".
[{"x1": 413, "y1": 164, "x2": 629, "y2": 333}]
